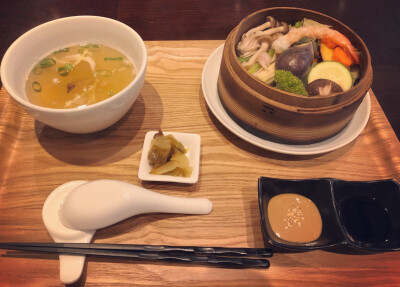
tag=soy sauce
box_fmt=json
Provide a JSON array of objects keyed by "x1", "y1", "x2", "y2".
[{"x1": 340, "y1": 197, "x2": 392, "y2": 243}]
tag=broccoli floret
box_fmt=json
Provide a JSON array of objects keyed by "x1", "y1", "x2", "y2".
[{"x1": 274, "y1": 70, "x2": 308, "y2": 96}]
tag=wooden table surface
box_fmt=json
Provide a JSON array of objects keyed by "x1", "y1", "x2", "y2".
[{"x1": 0, "y1": 40, "x2": 399, "y2": 286}]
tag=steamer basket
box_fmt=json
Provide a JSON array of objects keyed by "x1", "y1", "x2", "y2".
[{"x1": 218, "y1": 7, "x2": 373, "y2": 144}]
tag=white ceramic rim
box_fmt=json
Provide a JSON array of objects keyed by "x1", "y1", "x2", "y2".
[{"x1": 0, "y1": 15, "x2": 147, "y2": 114}]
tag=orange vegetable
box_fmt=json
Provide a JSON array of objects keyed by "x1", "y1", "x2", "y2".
[
  {"x1": 321, "y1": 38, "x2": 337, "y2": 49},
  {"x1": 320, "y1": 43, "x2": 334, "y2": 61},
  {"x1": 332, "y1": 46, "x2": 354, "y2": 67}
]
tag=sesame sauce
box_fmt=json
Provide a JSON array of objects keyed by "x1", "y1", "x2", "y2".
[{"x1": 267, "y1": 193, "x2": 322, "y2": 243}]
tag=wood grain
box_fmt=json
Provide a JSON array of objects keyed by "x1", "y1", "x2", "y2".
[{"x1": 0, "y1": 40, "x2": 399, "y2": 286}]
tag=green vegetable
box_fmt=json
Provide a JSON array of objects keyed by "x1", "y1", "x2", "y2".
[
  {"x1": 247, "y1": 62, "x2": 261, "y2": 74},
  {"x1": 80, "y1": 44, "x2": 100, "y2": 48},
  {"x1": 33, "y1": 66, "x2": 42, "y2": 75},
  {"x1": 32, "y1": 81, "x2": 41, "y2": 92},
  {"x1": 274, "y1": 70, "x2": 308, "y2": 96},
  {"x1": 267, "y1": 49, "x2": 275, "y2": 58},
  {"x1": 78, "y1": 44, "x2": 100, "y2": 54},
  {"x1": 308, "y1": 61, "x2": 353, "y2": 91},
  {"x1": 38, "y1": 58, "x2": 56, "y2": 68},
  {"x1": 104, "y1": 57, "x2": 123, "y2": 61},
  {"x1": 53, "y1": 47, "x2": 70, "y2": 54},
  {"x1": 302, "y1": 18, "x2": 331, "y2": 29},
  {"x1": 32, "y1": 58, "x2": 56, "y2": 75},
  {"x1": 238, "y1": 55, "x2": 252, "y2": 63},
  {"x1": 65, "y1": 63, "x2": 74, "y2": 71},
  {"x1": 57, "y1": 67, "x2": 69, "y2": 76},
  {"x1": 57, "y1": 63, "x2": 74, "y2": 77},
  {"x1": 294, "y1": 21, "x2": 301, "y2": 28}
]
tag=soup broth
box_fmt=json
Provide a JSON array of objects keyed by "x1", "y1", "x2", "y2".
[{"x1": 25, "y1": 44, "x2": 135, "y2": 109}]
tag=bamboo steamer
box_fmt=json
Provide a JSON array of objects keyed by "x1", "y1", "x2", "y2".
[{"x1": 218, "y1": 7, "x2": 373, "y2": 144}]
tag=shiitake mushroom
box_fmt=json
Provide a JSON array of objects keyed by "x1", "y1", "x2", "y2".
[{"x1": 306, "y1": 79, "x2": 343, "y2": 96}]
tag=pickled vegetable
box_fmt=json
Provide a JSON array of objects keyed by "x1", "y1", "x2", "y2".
[
  {"x1": 147, "y1": 130, "x2": 192, "y2": 177},
  {"x1": 150, "y1": 151, "x2": 192, "y2": 177}
]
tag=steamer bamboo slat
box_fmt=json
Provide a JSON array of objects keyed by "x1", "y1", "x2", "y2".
[{"x1": 0, "y1": 40, "x2": 399, "y2": 286}]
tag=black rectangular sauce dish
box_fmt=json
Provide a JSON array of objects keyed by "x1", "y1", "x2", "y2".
[{"x1": 258, "y1": 177, "x2": 400, "y2": 252}]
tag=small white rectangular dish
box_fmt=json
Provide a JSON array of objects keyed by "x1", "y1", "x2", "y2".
[{"x1": 138, "y1": 131, "x2": 201, "y2": 184}]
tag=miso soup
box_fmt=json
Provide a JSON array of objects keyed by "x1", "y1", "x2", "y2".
[{"x1": 25, "y1": 44, "x2": 135, "y2": 109}]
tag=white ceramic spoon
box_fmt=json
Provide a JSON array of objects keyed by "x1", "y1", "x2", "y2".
[
  {"x1": 42, "y1": 179, "x2": 213, "y2": 284},
  {"x1": 42, "y1": 180, "x2": 93, "y2": 285},
  {"x1": 59, "y1": 179, "x2": 212, "y2": 230}
]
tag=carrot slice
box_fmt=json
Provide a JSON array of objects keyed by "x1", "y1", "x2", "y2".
[{"x1": 332, "y1": 46, "x2": 354, "y2": 67}]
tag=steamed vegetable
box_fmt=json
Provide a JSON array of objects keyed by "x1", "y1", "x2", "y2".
[
  {"x1": 332, "y1": 46, "x2": 353, "y2": 67},
  {"x1": 248, "y1": 62, "x2": 262, "y2": 74},
  {"x1": 308, "y1": 61, "x2": 353, "y2": 91},
  {"x1": 302, "y1": 18, "x2": 331, "y2": 29},
  {"x1": 320, "y1": 43, "x2": 333, "y2": 61},
  {"x1": 236, "y1": 16, "x2": 362, "y2": 96},
  {"x1": 275, "y1": 70, "x2": 308, "y2": 96},
  {"x1": 306, "y1": 79, "x2": 343, "y2": 96},
  {"x1": 275, "y1": 42, "x2": 314, "y2": 80},
  {"x1": 257, "y1": 63, "x2": 276, "y2": 84},
  {"x1": 321, "y1": 39, "x2": 356, "y2": 67},
  {"x1": 238, "y1": 55, "x2": 252, "y2": 63}
]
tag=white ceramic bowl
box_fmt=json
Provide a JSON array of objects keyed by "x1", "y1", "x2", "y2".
[{"x1": 0, "y1": 16, "x2": 147, "y2": 133}]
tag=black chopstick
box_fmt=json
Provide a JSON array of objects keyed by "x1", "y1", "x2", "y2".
[
  {"x1": 1, "y1": 242, "x2": 272, "y2": 257},
  {"x1": 0, "y1": 243, "x2": 272, "y2": 269}
]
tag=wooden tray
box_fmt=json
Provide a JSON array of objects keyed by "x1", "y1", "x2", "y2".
[{"x1": 0, "y1": 40, "x2": 400, "y2": 286}]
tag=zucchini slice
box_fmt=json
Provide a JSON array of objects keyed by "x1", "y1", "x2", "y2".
[{"x1": 308, "y1": 61, "x2": 353, "y2": 91}]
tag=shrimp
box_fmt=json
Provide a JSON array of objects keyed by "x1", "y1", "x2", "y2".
[{"x1": 272, "y1": 26, "x2": 359, "y2": 64}]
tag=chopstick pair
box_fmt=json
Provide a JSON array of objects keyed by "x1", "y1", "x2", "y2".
[{"x1": 0, "y1": 242, "x2": 272, "y2": 269}]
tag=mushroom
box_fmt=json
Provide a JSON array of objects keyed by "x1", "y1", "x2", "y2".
[
  {"x1": 237, "y1": 16, "x2": 276, "y2": 55},
  {"x1": 306, "y1": 79, "x2": 343, "y2": 96},
  {"x1": 253, "y1": 22, "x2": 289, "y2": 38},
  {"x1": 241, "y1": 50, "x2": 258, "y2": 58},
  {"x1": 257, "y1": 51, "x2": 274, "y2": 70},
  {"x1": 244, "y1": 16, "x2": 276, "y2": 37},
  {"x1": 237, "y1": 36, "x2": 261, "y2": 56},
  {"x1": 243, "y1": 36, "x2": 273, "y2": 67},
  {"x1": 237, "y1": 18, "x2": 289, "y2": 69}
]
